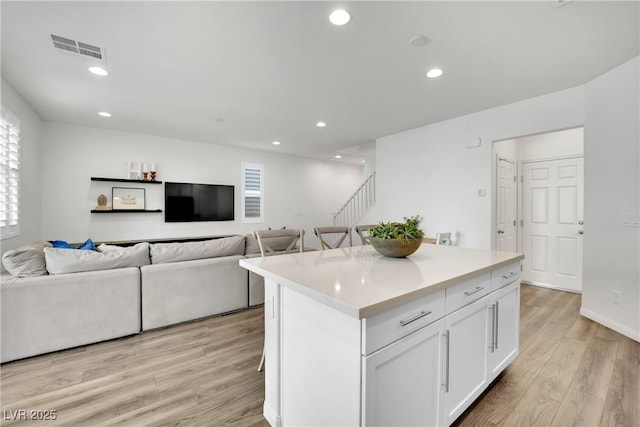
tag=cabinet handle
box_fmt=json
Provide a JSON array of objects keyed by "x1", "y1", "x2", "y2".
[
  {"x1": 464, "y1": 286, "x2": 485, "y2": 296},
  {"x1": 489, "y1": 304, "x2": 495, "y2": 353},
  {"x1": 443, "y1": 330, "x2": 450, "y2": 393},
  {"x1": 399, "y1": 310, "x2": 432, "y2": 327},
  {"x1": 502, "y1": 271, "x2": 517, "y2": 280},
  {"x1": 494, "y1": 301, "x2": 499, "y2": 350}
]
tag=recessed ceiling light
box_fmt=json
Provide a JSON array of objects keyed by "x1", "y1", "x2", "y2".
[
  {"x1": 426, "y1": 68, "x2": 444, "y2": 79},
  {"x1": 316, "y1": 121, "x2": 326, "y2": 127},
  {"x1": 272, "y1": 141, "x2": 281, "y2": 145},
  {"x1": 409, "y1": 36, "x2": 429, "y2": 47},
  {"x1": 89, "y1": 66, "x2": 108, "y2": 76},
  {"x1": 98, "y1": 111, "x2": 112, "y2": 117},
  {"x1": 335, "y1": 155, "x2": 342, "y2": 159},
  {"x1": 362, "y1": 160, "x2": 366, "y2": 163},
  {"x1": 329, "y1": 9, "x2": 350, "y2": 26}
]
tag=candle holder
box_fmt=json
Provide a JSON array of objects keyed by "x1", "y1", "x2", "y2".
[
  {"x1": 150, "y1": 171, "x2": 157, "y2": 181},
  {"x1": 142, "y1": 171, "x2": 149, "y2": 181}
]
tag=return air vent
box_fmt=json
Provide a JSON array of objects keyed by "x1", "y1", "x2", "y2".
[{"x1": 50, "y1": 34, "x2": 105, "y2": 63}]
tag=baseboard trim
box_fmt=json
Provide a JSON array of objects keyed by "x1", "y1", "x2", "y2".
[
  {"x1": 580, "y1": 307, "x2": 640, "y2": 342},
  {"x1": 521, "y1": 280, "x2": 581, "y2": 294},
  {"x1": 264, "y1": 403, "x2": 281, "y2": 427}
]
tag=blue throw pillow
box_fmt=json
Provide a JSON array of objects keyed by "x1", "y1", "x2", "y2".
[
  {"x1": 51, "y1": 240, "x2": 72, "y2": 249},
  {"x1": 50, "y1": 239, "x2": 95, "y2": 250},
  {"x1": 76, "y1": 239, "x2": 95, "y2": 251}
]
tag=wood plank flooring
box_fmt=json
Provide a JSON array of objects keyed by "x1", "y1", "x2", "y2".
[
  {"x1": 454, "y1": 285, "x2": 640, "y2": 427},
  {"x1": 1, "y1": 284, "x2": 638, "y2": 426}
]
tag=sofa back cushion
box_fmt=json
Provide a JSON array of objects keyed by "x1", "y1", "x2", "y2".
[
  {"x1": 149, "y1": 235, "x2": 246, "y2": 264},
  {"x1": 44, "y1": 242, "x2": 150, "y2": 274},
  {"x1": 98, "y1": 242, "x2": 151, "y2": 266},
  {"x1": 2, "y1": 241, "x2": 52, "y2": 277},
  {"x1": 244, "y1": 234, "x2": 261, "y2": 255}
]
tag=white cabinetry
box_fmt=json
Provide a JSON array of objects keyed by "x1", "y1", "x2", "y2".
[
  {"x1": 263, "y1": 279, "x2": 281, "y2": 427},
  {"x1": 362, "y1": 318, "x2": 445, "y2": 426},
  {"x1": 487, "y1": 280, "x2": 520, "y2": 381},
  {"x1": 443, "y1": 297, "x2": 490, "y2": 425},
  {"x1": 253, "y1": 257, "x2": 523, "y2": 427}
]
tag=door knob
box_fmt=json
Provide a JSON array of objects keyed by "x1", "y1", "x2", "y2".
[
  {"x1": 497, "y1": 230, "x2": 504, "y2": 234},
  {"x1": 578, "y1": 230, "x2": 584, "y2": 234},
  {"x1": 578, "y1": 220, "x2": 584, "y2": 225}
]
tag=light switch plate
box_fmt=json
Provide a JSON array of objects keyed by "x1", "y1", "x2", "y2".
[{"x1": 477, "y1": 188, "x2": 486, "y2": 197}]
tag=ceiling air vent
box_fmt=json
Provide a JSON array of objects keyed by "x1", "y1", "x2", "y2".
[
  {"x1": 78, "y1": 42, "x2": 102, "y2": 60},
  {"x1": 50, "y1": 34, "x2": 105, "y2": 62},
  {"x1": 51, "y1": 34, "x2": 79, "y2": 54}
]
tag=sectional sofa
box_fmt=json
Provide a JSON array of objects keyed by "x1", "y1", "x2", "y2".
[{"x1": 0, "y1": 233, "x2": 273, "y2": 363}]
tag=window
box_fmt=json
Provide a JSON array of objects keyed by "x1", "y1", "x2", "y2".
[
  {"x1": 241, "y1": 163, "x2": 264, "y2": 223},
  {"x1": 0, "y1": 107, "x2": 20, "y2": 239}
]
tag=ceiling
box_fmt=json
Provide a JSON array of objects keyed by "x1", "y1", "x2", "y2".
[{"x1": 1, "y1": 1, "x2": 638, "y2": 164}]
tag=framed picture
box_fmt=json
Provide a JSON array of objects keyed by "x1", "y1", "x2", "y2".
[{"x1": 112, "y1": 187, "x2": 145, "y2": 210}]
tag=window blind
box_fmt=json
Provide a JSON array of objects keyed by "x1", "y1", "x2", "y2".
[
  {"x1": 242, "y1": 164, "x2": 264, "y2": 222},
  {"x1": 0, "y1": 108, "x2": 20, "y2": 239}
]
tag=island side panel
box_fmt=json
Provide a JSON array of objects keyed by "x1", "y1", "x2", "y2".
[
  {"x1": 263, "y1": 278, "x2": 282, "y2": 427},
  {"x1": 281, "y1": 285, "x2": 361, "y2": 426}
]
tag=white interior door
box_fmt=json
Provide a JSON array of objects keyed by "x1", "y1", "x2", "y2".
[
  {"x1": 522, "y1": 157, "x2": 584, "y2": 291},
  {"x1": 496, "y1": 158, "x2": 517, "y2": 252}
]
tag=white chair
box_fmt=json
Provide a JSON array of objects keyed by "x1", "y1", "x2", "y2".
[
  {"x1": 354, "y1": 224, "x2": 377, "y2": 245},
  {"x1": 436, "y1": 232, "x2": 452, "y2": 245},
  {"x1": 254, "y1": 228, "x2": 304, "y2": 371},
  {"x1": 314, "y1": 226, "x2": 351, "y2": 249}
]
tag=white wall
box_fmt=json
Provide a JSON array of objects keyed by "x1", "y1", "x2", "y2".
[
  {"x1": 515, "y1": 127, "x2": 584, "y2": 161},
  {"x1": 582, "y1": 57, "x2": 639, "y2": 340},
  {"x1": 369, "y1": 56, "x2": 639, "y2": 340},
  {"x1": 366, "y1": 86, "x2": 585, "y2": 248},
  {"x1": 39, "y1": 122, "x2": 363, "y2": 247},
  {"x1": 0, "y1": 78, "x2": 42, "y2": 254}
]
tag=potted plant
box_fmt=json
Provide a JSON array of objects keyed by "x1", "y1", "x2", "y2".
[{"x1": 369, "y1": 216, "x2": 424, "y2": 257}]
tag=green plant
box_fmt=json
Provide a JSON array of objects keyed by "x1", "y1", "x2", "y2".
[{"x1": 369, "y1": 216, "x2": 424, "y2": 240}]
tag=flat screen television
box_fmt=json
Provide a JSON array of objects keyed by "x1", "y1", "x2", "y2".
[{"x1": 165, "y1": 182, "x2": 234, "y2": 222}]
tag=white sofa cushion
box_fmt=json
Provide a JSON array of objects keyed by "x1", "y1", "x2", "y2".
[
  {"x1": 44, "y1": 245, "x2": 147, "y2": 274},
  {"x1": 1, "y1": 267, "x2": 141, "y2": 362},
  {"x1": 1, "y1": 241, "x2": 52, "y2": 277},
  {"x1": 98, "y1": 242, "x2": 151, "y2": 266},
  {"x1": 149, "y1": 235, "x2": 245, "y2": 264},
  {"x1": 244, "y1": 234, "x2": 261, "y2": 255},
  {"x1": 141, "y1": 255, "x2": 248, "y2": 330}
]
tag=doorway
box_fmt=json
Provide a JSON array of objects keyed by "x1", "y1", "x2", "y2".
[{"x1": 493, "y1": 127, "x2": 584, "y2": 292}]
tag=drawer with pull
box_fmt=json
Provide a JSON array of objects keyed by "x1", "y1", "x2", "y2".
[
  {"x1": 444, "y1": 273, "x2": 491, "y2": 314},
  {"x1": 490, "y1": 262, "x2": 521, "y2": 291},
  {"x1": 361, "y1": 289, "x2": 445, "y2": 355}
]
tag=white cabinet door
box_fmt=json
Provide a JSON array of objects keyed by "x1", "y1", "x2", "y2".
[
  {"x1": 444, "y1": 297, "x2": 490, "y2": 426},
  {"x1": 363, "y1": 318, "x2": 445, "y2": 427},
  {"x1": 487, "y1": 282, "x2": 520, "y2": 381}
]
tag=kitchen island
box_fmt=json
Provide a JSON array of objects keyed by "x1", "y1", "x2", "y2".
[{"x1": 240, "y1": 244, "x2": 524, "y2": 427}]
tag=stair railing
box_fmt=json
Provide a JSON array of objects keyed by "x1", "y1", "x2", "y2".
[{"x1": 333, "y1": 172, "x2": 376, "y2": 227}]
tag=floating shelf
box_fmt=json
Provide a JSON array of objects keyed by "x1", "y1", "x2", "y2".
[
  {"x1": 91, "y1": 209, "x2": 163, "y2": 214},
  {"x1": 91, "y1": 177, "x2": 163, "y2": 184}
]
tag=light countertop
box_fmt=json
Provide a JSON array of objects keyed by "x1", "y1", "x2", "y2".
[{"x1": 240, "y1": 244, "x2": 523, "y2": 319}]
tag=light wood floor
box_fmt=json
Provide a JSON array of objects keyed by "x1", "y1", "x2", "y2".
[{"x1": 1, "y1": 284, "x2": 638, "y2": 426}]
